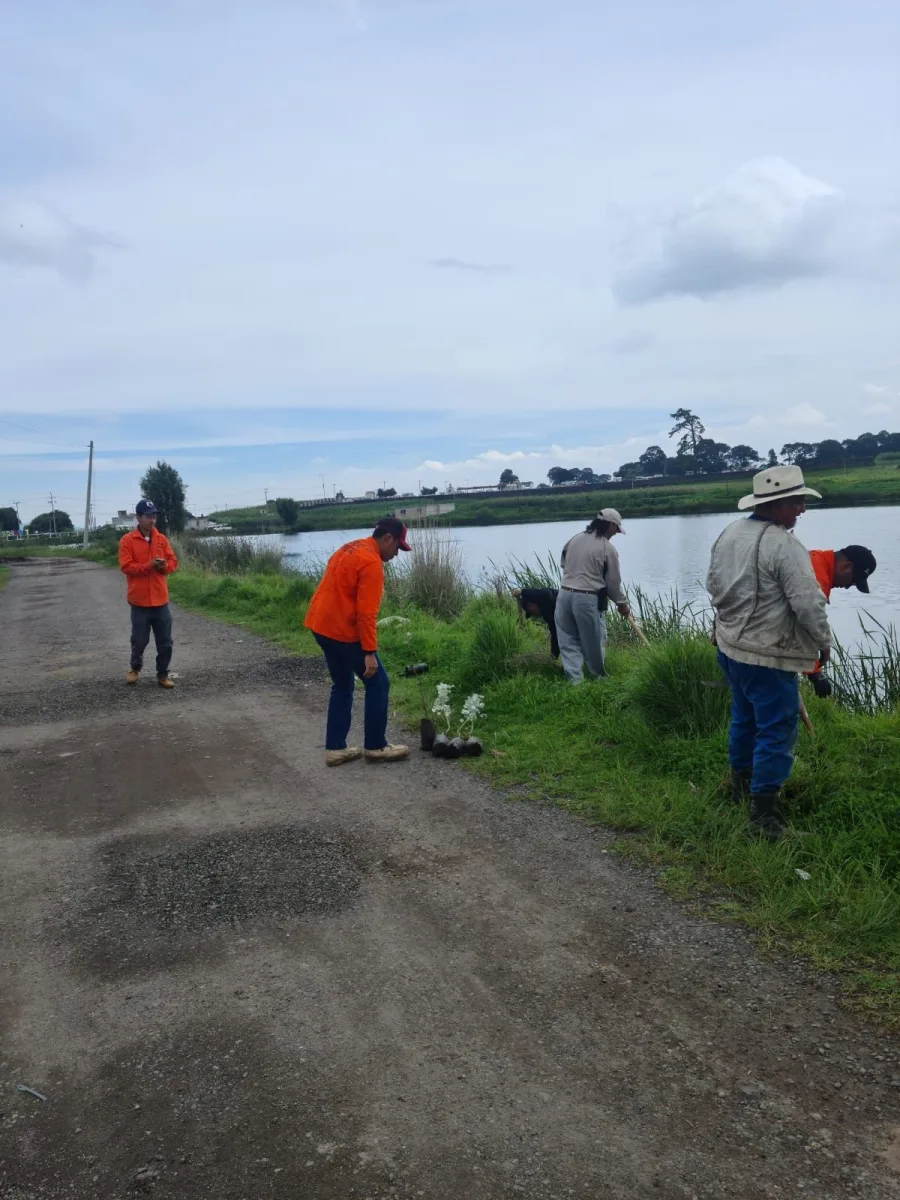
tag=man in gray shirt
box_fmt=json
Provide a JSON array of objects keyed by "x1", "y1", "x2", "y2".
[{"x1": 555, "y1": 509, "x2": 631, "y2": 683}]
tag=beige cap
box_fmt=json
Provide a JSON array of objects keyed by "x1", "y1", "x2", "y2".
[{"x1": 597, "y1": 507, "x2": 625, "y2": 532}]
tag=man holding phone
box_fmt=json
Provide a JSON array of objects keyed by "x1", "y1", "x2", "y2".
[{"x1": 119, "y1": 499, "x2": 179, "y2": 689}]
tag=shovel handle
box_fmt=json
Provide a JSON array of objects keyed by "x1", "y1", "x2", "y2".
[
  {"x1": 799, "y1": 695, "x2": 814, "y2": 738},
  {"x1": 625, "y1": 613, "x2": 651, "y2": 648}
]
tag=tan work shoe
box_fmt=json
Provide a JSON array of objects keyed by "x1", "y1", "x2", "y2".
[
  {"x1": 158, "y1": 676, "x2": 175, "y2": 690},
  {"x1": 125, "y1": 669, "x2": 140, "y2": 685},
  {"x1": 365, "y1": 744, "x2": 409, "y2": 763},
  {"x1": 325, "y1": 747, "x2": 363, "y2": 767}
]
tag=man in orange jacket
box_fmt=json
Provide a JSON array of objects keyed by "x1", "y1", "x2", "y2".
[
  {"x1": 304, "y1": 517, "x2": 411, "y2": 766},
  {"x1": 118, "y1": 499, "x2": 179, "y2": 689},
  {"x1": 806, "y1": 545, "x2": 877, "y2": 696}
]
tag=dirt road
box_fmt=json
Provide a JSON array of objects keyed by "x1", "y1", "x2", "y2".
[{"x1": 1, "y1": 557, "x2": 898, "y2": 1199}]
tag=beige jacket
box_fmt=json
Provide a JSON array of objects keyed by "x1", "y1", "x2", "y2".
[
  {"x1": 706, "y1": 517, "x2": 831, "y2": 672},
  {"x1": 560, "y1": 532, "x2": 626, "y2": 603}
]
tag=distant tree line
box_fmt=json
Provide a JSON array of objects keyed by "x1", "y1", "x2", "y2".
[{"x1": 609, "y1": 410, "x2": 900, "y2": 482}]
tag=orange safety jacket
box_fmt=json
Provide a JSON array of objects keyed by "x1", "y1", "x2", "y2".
[
  {"x1": 304, "y1": 537, "x2": 384, "y2": 652},
  {"x1": 807, "y1": 549, "x2": 834, "y2": 674},
  {"x1": 118, "y1": 527, "x2": 178, "y2": 607}
]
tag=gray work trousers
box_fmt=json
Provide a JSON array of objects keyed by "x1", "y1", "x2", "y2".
[{"x1": 555, "y1": 589, "x2": 607, "y2": 683}]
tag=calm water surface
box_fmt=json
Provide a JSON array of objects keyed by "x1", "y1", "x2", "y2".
[{"x1": 278, "y1": 506, "x2": 899, "y2": 648}]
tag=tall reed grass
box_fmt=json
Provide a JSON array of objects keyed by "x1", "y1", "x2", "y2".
[
  {"x1": 386, "y1": 526, "x2": 470, "y2": 619},
  {"x1": 175, "y1": 534, "x2": 287, "y2": 575}
]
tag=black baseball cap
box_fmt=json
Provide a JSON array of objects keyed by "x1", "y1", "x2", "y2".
[
  {"x1": 135, "y1": 499, "x2": 158, "y2": 516},
  {"x1": 838, "y1": 545, "x2": 876, "y2": 593},
  {"x1": 373, "y1": 517, "x2": 411, "y2": 551}
]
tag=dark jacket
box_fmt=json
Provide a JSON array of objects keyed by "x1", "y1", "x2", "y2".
[{"x1": 518, "y1": 588, "x2": 560, "y2": 658}]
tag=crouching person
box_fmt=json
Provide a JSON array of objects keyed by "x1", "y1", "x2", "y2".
[{"x1": 706, "y1": 467, "x2": 832, "y2": 840}]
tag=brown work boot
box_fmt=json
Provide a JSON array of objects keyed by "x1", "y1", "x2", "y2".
[
  {"x1": 158, "y1": 676, "x2": 175, "y2": 690},
  {"x1": 125, "y1": 669, "x2": 140, "y2": 685},
  {"x1": 325, "y1": 747, "x2": 363, "y2": 767},
  {"x1": 365, "y1": 744, "x2": 409, "y2": 763}
]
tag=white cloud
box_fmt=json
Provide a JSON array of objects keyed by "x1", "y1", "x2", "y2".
[
  {"x1": 608, "y1": 330, "x2": 656, "y2": 354},
  {"x1": 864, "y1": 383, "x2": 887, "y2": 395},
  {"x1": 0, "y1": 198, "x2": 118, "y2": 284},
  {"x1": 864, "y1": 402, "x2": 891, "y2": 416},
  {"x1": 614, "y1": 157, "x2": 863, "y2": 305}
]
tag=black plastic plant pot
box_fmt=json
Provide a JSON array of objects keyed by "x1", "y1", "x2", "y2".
[
  {"x1": 419, "y1": 719, "x2": 436, "y2": 751},
  {"x1": 449, "y1": 737, "x2": 467, "y2": 757},
  {"x1": 432, "y1": 733, "x2": 450, "y2": 758},
  {"x1": 464, "y1": 738, "x2": 484, "y2": 757}
]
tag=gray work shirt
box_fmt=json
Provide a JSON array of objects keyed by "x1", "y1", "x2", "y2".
[{"x1": 559, "y1": 532, "x2": 626, "y2": 603}]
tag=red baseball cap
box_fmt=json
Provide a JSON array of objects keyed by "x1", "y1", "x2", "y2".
[{"x1": 373, "y1": 518, "x2": 411, "y2": 550}]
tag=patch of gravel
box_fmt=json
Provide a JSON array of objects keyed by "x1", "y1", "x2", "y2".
[
  {"x1": 0, "y1": 655, "x2": 326, "y2": 726},
  {"x1": 62, "y1": 825, "x2": 366, "y2": 977}
]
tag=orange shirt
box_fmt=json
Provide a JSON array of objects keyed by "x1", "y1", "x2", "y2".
[
  {"x1": 809, "y1": 549, "x2": 834, "y2": 601},
  {"x1": 807, "y1": 549, "x2": 834, "y2": 674},
  {"x1": 304, "y1": 537, "x2": 385, "y2": 652},
  {"x1": 118, "y1": 527, "x2": 178, "y2": 606}
]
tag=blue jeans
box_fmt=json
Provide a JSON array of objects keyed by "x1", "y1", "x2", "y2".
[
  {"x1": 314, "y1": 634, "x2": 389, "y2": 752},
  {"x1": 717, "y1": 651, "x2": 799, "y2": 794}
]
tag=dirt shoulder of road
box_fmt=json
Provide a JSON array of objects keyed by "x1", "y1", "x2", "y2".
[{"x1": 1, "y1": 557, "x2": 898, "y2": 1200}]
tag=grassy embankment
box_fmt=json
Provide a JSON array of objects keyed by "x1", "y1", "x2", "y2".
[
  {"x1": 162, "y1": 535, "x2": 900, "y2": 1024},
  {"x1": 210, "y1": 465, "x2": 900, "y2": 532},
  {"x1": 4, "y1": 534, "x2": 897, "y2": 1021}
]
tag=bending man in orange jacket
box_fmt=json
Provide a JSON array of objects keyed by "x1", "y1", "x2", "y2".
[
  {"x1": 304, "y1": 517, "x2": 411, "y2": 766},
  {"x1": 118, "y1": 499, "x2": 179, "y2": 689},
  {"x1": 806, "y1": 545, "x2": 877, "y2": 696}
]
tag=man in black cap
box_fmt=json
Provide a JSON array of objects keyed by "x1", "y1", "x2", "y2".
[
  {"x1": 806, "y1": 545, "x2": 877, "y2": 696},
  {"x1": 118, "y1": 499, "x2": 179, "y2": 688}
]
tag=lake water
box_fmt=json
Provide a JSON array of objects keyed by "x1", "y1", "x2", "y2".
[{"x1": 277, "y1": 506, "x2": 899, "y2": 649}]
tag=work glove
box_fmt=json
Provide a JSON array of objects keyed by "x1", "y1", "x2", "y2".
[{"x1": 808, "y1": 672, "x2": 832, "y2": 699}]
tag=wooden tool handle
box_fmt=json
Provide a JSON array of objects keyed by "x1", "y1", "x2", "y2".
[{"x1": 625, "y1": 613, "x2": 651, "y2": 648}]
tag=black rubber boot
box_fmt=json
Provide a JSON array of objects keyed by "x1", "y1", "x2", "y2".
[
  {"x1": 748, "y1": 792, "x2": 786, "y2": 841},
  {"x1": 730, "y1": 768, "x2": 752, "y2": 805}
]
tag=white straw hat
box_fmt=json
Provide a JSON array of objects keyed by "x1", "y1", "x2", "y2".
[{"x1": 737, "y1": 465, "x2": 822, "y2": 511}]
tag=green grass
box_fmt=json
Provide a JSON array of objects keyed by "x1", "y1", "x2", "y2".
[{"x1": 210, "y1": 465, "x2": 900, "y2": 531}]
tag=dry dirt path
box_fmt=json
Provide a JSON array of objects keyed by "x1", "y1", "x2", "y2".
[{"x1": 1, "y1": 557, "x2": 898, "y2": 1200}]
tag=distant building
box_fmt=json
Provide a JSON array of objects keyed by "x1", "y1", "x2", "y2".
[
  {"x1": 185, "y1": 515, "x2": 212, "y2": 531},
  {"x1": 110, "y1": 509, "x2": 136, "y2": 531},
  {"x1": 391, "y1": 502, "x2": 456, "y2": 522},
  {"x1": 364, "y1": 491, "x2": 377, "y2": 500}
]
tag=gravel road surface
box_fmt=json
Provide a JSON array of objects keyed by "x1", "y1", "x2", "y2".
[{"x1": 1, "y1": 557, "x2": 898, "y2": 1199}]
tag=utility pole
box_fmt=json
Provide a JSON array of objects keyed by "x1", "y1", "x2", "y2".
[
  {"x1": 264, "y1": 488, "x2": 269, "y2": 508},
  {"x1": 82, "y1": 440, "x2": 94, "y2": 548},
  {"x1": 321, "y1": 475, "x2": 326, "y2": 501},
  {"x1": 49, "y1": 493, "x2": 57, "y2": 538}
]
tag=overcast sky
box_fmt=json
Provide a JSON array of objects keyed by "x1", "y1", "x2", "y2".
[{"x1": 2, "y1": 0, "x2": 898, "y2": 524}]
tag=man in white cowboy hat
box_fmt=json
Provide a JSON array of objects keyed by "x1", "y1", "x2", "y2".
[
  {"x1": 555, "y1": 508, "x2": 631, "y2": 683},
  {"x1": 706, "y1": 466, "x2": 832, "y2": 840}
]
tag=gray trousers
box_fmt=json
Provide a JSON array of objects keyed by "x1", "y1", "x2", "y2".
[
  {"x1": 130, "y1": 603, "x2": 174, "y2": 678},
  {"x1": 554, "y1": 590, "x2": 607, "y2": 683}
]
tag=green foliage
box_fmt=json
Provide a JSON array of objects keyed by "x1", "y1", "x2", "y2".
[
  {"x1": 386, "y1": 526, "x2": 470, "y2": 619},
  {"x1": 623, "y1": 635, "x2": 729, "y2": 737},
  {"x1": 274, "y1": 497, "x2": 299, "y2": 527},
  {"x1": 174, "y1": 534, "x2": 287, "y2": 575},
  {"x1": 0, "y1": 506, "x2": 19, "y2": 532},
  {"x1": 139, "y1": 461, "x2": 188, "y2": 534},
  {"x1": 28, "y1": 510, "x2": 74, "y2": 534},
  {"x1": 875, "y1": 451, "x2": 900, "y2": 466},
  {"x1": 458, "y1": 606, "x2": 531, "y2": 692}
]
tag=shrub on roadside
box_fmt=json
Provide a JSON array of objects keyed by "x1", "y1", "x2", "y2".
[
  {"x1": 386, "y1": 527, "x2": 470, "y2": 620},
  {"x1": 623, "y1": 634, "x2": 729, "y2": 738}
]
